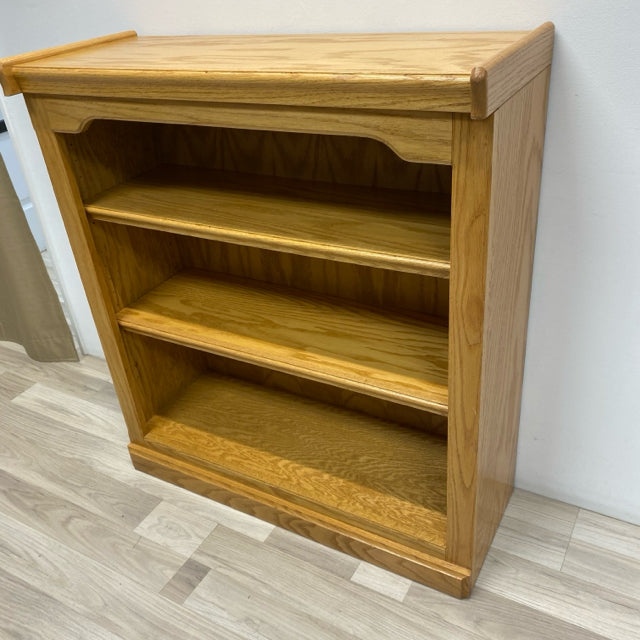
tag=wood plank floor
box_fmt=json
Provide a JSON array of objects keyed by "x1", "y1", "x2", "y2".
[{"x1": 0, "y1": 340, "x2": 638, "y2": 639}]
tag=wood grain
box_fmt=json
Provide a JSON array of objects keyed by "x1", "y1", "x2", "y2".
[
  {"x1": 159, "y1": 558, "x2": 211, "y2": 605},
  {"x1": 24, "y1": 95, "x2": 153, "y2": 443},
  {"x1": 117, "y1": 269, "x2": 449, "y2": 414},
  {"x1": 90, "y1": 220, "x2": 183, "y2": 310},
  {"x1": 446, "y1": 112, "x2": 494, "y2": 568},
  {"x1": 0, "y1": 503, "x2": 242, "y2": 640},
  {"x1": 570, "y1": 509, "x2": 640, "y2": 562},
  {"x1": 0, "y1": 568, "x2": 123, "y2": 640},
  {"x1": 144, "y1": 370, "x2": 448, "y2": 546},
  {"x1": 188, "y1": 238, "x2": 451, "y2": 318},
  {"x1": 472, "y1": 68, "x2": 551, "y2": 580},
  {"x1": 4, "y1": 345, "x2": 634, "y2": 636},
  {"x1": 0, "y1": 468, "x2": 184, "y2": 591},
  {"x1": 60, "y1": 119, "x2": 157, "y2": 201},
  {"x1": 93, "y1": 229, "x2": 450, "y2": 320},
  {"x1": 0, "y1": 30, "x2": 136, "y2": 95},
  {"x1": 189, "y1": 525, "x2": 466, "y2": 640},
  {"x1": 206, "y1": 356, "x2": 448, "y2": 437},
  {"x1": 0, "y1": 402, "x2": 160, "y2": 530},
  {"x1": 6, "y1": 30, "x2": 551, "y2": 113},
  {"x1": 133, "y1": 500, "x2": 218, "y2": 557},
  {"x1": 156, "y1": 122, "x2": 452, "y2": 192},
  {"x1": 479, "y1": 548, "x2": 640, "y2": 640},
  {"x1": 87, "y1": 164, "x2": 452, "y2": 278},
  {"x1": 45, "y1": 95, "x2": 453, "y2": 165},
  {"x1": 350, "y1": 563, "x2": 412, "y2": 602},
  {"x1": 562, "y1": 539, "x2": 640, "y2": 602},
  {"x1": 130, "y1": 444, "x2": 471, "y2": 597},
  {"x1": 471, "y1": 23, "x2": 554, "y2": 118},
  {"x1": 405, "y1": 578, "x2": 613, "y2": 640}
]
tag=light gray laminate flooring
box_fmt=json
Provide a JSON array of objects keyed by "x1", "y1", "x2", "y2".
[{"x1": 0, "y1": 340, "x2": 638, "y2": 639}]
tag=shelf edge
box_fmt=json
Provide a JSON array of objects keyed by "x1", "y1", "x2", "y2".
[
  {"x1": 88, "y1": 206, "x2": 451, "y2": 279},
  {"x1": 118, "y1": 318, "x2": 449, "y2": 416}
]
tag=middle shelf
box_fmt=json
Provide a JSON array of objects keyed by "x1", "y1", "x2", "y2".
[
  {"x1": 86, "y1": 164, "x2": 451, "y2": 278},
  {"x1": 117, "y1": 269, "x2": 450, "y2": 414}
]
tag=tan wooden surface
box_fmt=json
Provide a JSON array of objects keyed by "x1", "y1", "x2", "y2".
[
  {"x1": 144, "y1": 371, "x2": 448, "y2": 548},
  {"x1": 117, "y1": 270, "x2": 450, "y2": 415},
  {"x1": 130, "y1": 445, "x2": 470, "y2": 597},
  {"x1": 446, "y1": 112, "x2": 494, "y2": 569},
  {"x1": 470, "y1": 22, "x2": 554, "y2": 118},
  {"x1": 3, "y1": 28, "x2": 553, "y2": 116},
  {"x1": 87, "y1": 165, "x2": 451, "y2": 278},
  {"x1": 42, "y1": 96, "x2": 453, "y2": 165},
  {"x1": 24, "y1": 96, "x2": 151, "y2": 443},
  {"x1": 0, "y1": 30, "x2": 136, "y2": 95},
  {"x1": 446, "y1": 69, "x2": 551, "y2": 577},
  {"x1": 206, "y1": 356, "x2": 449, "y2": 438},
  {"x1": 472, "y1": 68, "x2": 551, "y2": 580}
]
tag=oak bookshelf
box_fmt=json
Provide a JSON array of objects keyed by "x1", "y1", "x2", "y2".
[{"x1": 1, "y1": 25, "x2": 553, "y2": 597}]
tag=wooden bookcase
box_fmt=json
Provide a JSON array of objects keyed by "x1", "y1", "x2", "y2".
[{"x1": 0, "y1": 25, "x2": 554, "y2": 597}]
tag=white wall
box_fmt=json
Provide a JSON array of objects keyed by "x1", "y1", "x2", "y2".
[{"x1": 2, "y1": 2, "x2": 639, "y2": 524}]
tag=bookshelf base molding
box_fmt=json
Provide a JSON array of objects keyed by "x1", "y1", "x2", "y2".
[{"x1": 129, "y1": 443, "x2": 472, "y2": 598}]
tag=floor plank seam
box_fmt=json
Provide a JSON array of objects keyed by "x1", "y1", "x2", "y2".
[{"x1": 560, "y1": 507, "x2": 581, "y2": 572}]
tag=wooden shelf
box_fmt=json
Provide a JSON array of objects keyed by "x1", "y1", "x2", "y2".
[
  {"x1": 117, "y1": 269, "x2": 449, "y2": 415},
  {"x1": 86, "y1": 165, "x2": 451, "y2": 277},
  {"x1": 145, "y1": 371, "x2": 448, "y2": 553}
]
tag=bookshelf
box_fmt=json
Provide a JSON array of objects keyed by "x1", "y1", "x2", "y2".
[{"x1": 0, "y1": 24, "x2": 553, "y2": 597}]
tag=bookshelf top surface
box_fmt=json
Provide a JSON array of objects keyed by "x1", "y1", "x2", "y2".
[{"x1": 1, "y1": 25, "x2": 553, "y2": 117}]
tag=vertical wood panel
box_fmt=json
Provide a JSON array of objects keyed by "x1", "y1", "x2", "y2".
[
  {"x1": 472, "y1": 68, "x2": 551, "y2": 579},
  {"x1": 24, "y1": 95, "x2": 150, "y2": 442},
  {"x1": 90, "y1": 222, "x2": 183, "y2": 310},
  {"x1": 446, "y1": 113, "x2": 494, "y2": 568}
]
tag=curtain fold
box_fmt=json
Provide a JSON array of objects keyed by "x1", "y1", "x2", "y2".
[{"x1": 0, "y1": 153, "x2": 78, "y2": 362}]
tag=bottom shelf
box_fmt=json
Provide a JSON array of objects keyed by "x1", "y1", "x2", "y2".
[{"x1": 143, "y1": 370, "x2": 448, "y2": 554}]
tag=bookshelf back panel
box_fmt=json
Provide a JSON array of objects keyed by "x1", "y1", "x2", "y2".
[
  {"x1": 155, "y1": 123, "x2": 452, "y2": 193},
  {"x1": 91, "y1": 220, "x2": 449, "y2": 320}
]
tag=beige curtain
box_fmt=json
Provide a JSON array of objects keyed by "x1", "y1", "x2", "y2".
[{"x1": 0, "y1": 153, "x2": 77, "y2": 362}]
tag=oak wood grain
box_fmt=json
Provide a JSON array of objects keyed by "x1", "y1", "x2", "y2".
[
  {"x1": 144, "y1": 370, "x2": 448, "y2": 548},
  {"x1": 187, "y1": 238, "x2": 450, "y2": 319},
  {"x1": 0, "y1": 30, "x2": 136, "y2": 95},
  {"x1": 24, "y1": 95, "x2": 153, "y2": 443},
  {"x1": 5, "y1": 29, "x2": 551, "y2": 115},
  {"x1": 472, "y1": 68, "x2": 551, "y2": 581},
  {"x1": 446, "y1": 112, "x2": 494, "y2": 568},
  {"x1": 471, "y1": 23, "x2": 554, "y2": 118},
  {"x1": 156, "y1": 122, "x2": 452, "y2": 192},
  {"x1": 45, "y1": 95, "x2": 453, "y2": 165},
  {"x1": 206, "y1": 356, "x2": 448, "y2": 437},
  {"x1": 130, "y1": 444, "x2": 471, "y2": 597},
  {"x1": 117, "y1": 269, "x2": 449, "y2": 414},
  {"x1": 87, "y1": 165, "x2": 451, "y2": 278}
]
